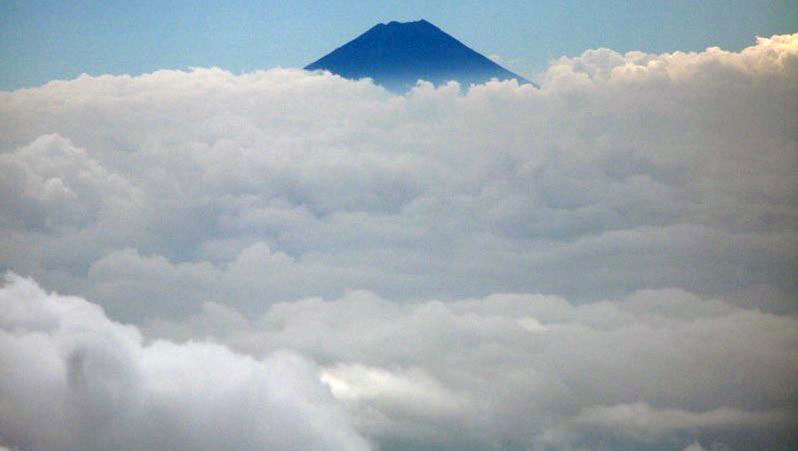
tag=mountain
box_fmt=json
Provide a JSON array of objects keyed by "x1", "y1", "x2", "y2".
[{"x1": 305, "y1": 19, "x2": 532, "y2": 92}]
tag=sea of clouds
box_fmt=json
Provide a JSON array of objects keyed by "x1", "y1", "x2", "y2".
[{"x1": 1, "y1": 34, "x2": 797, "y2": 450}]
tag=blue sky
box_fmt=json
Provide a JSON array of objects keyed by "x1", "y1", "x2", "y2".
[{"x1": 2, "y1": 0, "x2": 796, "y2": 90}]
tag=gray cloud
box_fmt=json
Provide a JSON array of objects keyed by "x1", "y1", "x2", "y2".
[
  {"x1": 4, "y1": 273, "x2": 796, "y2": 450},
  {"x1": 141, "y1": 286, "x2": 798, "y2": 450},
  {"x1": 571, "y1": 403, "x2": 789, "y2": 438},
  {"x1": 1, "y1": 33, "x2": 797, "y2": 449},
  {"x1": 0, "y1": 274, "x2": 369, "y2": 451}
]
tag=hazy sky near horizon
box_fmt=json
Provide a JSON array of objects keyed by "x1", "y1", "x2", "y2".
[{"x1": 2, "y1": 0, "x2": 797, "y2": 90}]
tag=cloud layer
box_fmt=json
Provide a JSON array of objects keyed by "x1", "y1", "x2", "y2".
[
  {"x1": 1, "y1": 34, "x2": 797, "y2": 320},
  {"x1": 2, "y1": 275, "x2": 796, "y2": 450},
  {"x1": 0, "y1": 274, "x2": 369, "y2": 451},
  {"x1": 1, "y1": 34, "x2": 797, "y2": 449}
]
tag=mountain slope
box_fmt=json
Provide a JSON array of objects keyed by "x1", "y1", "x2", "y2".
[{"x1": 305, "y1": 19, "x2": 531, "y2": 92}]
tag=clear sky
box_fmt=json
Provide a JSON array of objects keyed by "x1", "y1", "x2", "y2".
[{"x1": 1, "y1": 0, "x2": 796, "y2": 90}]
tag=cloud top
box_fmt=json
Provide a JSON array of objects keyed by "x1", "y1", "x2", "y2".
[{"x1": 1, "y1": 33, "x2": 797, "y2": 450}]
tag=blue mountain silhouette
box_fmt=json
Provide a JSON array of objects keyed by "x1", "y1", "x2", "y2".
[{"x1": 305, "y1": 19, "x2": 532, "y2": 92}]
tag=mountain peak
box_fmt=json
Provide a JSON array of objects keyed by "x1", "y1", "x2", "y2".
[
  {"x1": 382, "y1": 19, "x2": 432, "y2": 27},
  {"x1": 305, "y1": 20, "x2": 531, "y2": 92}
]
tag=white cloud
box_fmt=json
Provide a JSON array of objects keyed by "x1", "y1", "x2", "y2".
[
  {"x1": 321, "y1": 365, "x2": 463, "y2": 411},
  {"x1": 0, "y1": 274, "x2": 369, "y2": 451},
  {"x1": 142, "y1": 284, "x2": 798, "y2": 449},
  {"x1": 0, "y1": 134, "x2": 141, "y2": 230},
  {"x1": 1, "y1": 33, "x2": 797, "y2": 449},
  {"x1": 1, "y1": 35, "x2": 795, "y2": 319},
  {"x1": 3, "y1": 269, "x2": 798, "y2": 449},
  {"x1": 682, "y1": 443, "x2": 707, "y2": 451}
]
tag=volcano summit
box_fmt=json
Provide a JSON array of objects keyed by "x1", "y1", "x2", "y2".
[{"x1": 305, "y1": 19, "x2": 531, "y2": 92}]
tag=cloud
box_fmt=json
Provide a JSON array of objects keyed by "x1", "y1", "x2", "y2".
[
  {"x1": 572, "y1": 403, "x2": 789, "y2": 437},
  {"x1": 682, "y1": 443, "x2": 707, "y2": 451},
  {"x1": 0, "y1": 274, "x2": 369, "y2": 451},
  {"x1": 1, "y1": 33, "x2": 797, "y2": 449},
  {"x1": 3, "y1": 270, "x2": 798, "y2": 449},
  {"x1": 141, "y1": 285, "x2": 798, "y2": 450},
  {"x1": 2, "y1": 34, "x2": 797, "y2": 320}
]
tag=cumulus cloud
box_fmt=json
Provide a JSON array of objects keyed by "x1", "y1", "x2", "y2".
[
  {"x1": 0, "y1": 34, "x2": 796, "y2": 319},
  {"x1": 140, "y1": 286, "x2": 798, "y2": 450},
  {"x1": 4, "y1": 273, "x2": 796, "y2": 450},
  {"x1": 0, "y1": 274, "x2": 368, "y2": 451},
  {"x1": 1, "y1": 34, "x2": 797, "y2": 449}
]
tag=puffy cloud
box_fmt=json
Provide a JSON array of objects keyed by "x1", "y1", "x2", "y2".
[
  {"x1": 141, "y1": 285, "x2": 798, "y2": 450},
  {"x1": 0, "y1": 274, "x2": 369, "y2": 451},
  {"x1": 3, "y1": 272, "x2": 798, "y2": 449},
  {"x1": 1, "y1": 35, "x2": 797, "y2": 319},
  {"x1": 1, "y1": 33, "x2": 798, "y2": 449}
]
